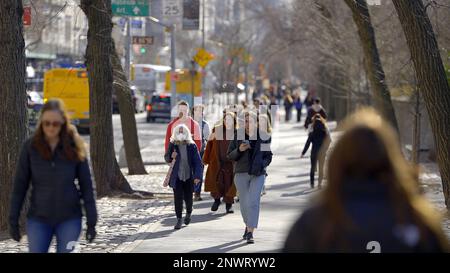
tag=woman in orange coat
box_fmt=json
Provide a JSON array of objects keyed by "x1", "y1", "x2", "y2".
[{"x1": 203, "y1": 111, "x2": 238, "y2": 213}]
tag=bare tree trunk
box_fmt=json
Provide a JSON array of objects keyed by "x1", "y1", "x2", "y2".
[
  {"x1": 412, "y1": 90, "x2": 421, "y2": 164},
  {"x1": 0, "y1": 0, "x2": 28, "y2": 231},
  {"x1": 111, "y1": 41, "x2": 147, "y2": 175},
  {"x1": 344, "y1": 0, "x2": 399, "y2": 131},
  {"x1": 80, "y1": 0, "x2": 133, "y2": 197},
  {"x1": 392, "y1": 0, "x2": 450, "y2": 208}
]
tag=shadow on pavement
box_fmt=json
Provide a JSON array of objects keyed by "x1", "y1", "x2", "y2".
[
  {"x1": 266, "y1": 180, "x2": 309, "y2": 191},
  {"x1": 129, "y1": 229, "x2": 177, "y2": 243},
  {"x1": 280, "y1": 188, "x2": 320, "y2": 197},
  {"x1": 190, "y1": 240, "x2": 248, "y2": 253},
  {"x1": 286, "y1": 172, "x2": 310, "y2": 178}
]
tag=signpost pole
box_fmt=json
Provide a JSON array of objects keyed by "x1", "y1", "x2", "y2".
[
  {"x1": 124, "y1": 17, "x2": 131, "y2": 80},
  {"x1": 170, "y1": 25, "x2": 177, "y2": 112}
]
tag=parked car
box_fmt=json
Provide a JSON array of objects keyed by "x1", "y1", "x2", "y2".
[
  {"x1": 146, "y1": 93, "x2": 171, "y2": 123},
  {"x1": 112, "y1": 86, "x2": 146, "y2": 114}
]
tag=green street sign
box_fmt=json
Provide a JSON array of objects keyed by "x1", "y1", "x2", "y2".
[{"x1": 112, "y1": 0, "x2": 149, "y2": 17}]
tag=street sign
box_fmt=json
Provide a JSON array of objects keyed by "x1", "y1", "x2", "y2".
[
  {"x1": 23, "y1": 6, "x2": 31, "y2": 26},
  {"x1": 163, "y1": 0, "x2": 182, "y2": 24},
  {"x1": 193, "y1": 48, "x2": 214, "y2": 68},
  {"x1": 112, "y1": 0, "x2": 149, "y2": 17},
  {"x1": 132, "y1": 36, "x2": 154, "y2": 45},
  {"x1": 182, "y1": 0, "x2": 200, "y2": 30}
]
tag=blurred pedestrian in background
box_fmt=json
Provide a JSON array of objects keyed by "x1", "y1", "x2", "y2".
[
  {"x1": 302, "y1": 114, "x2": 331, "y2": 189},
  {"x1": 293, "y1": 91, "x2": 303, "y2": 123},
  {"x1": 192, "y1": 105, "x2": 211, "y2": 201},
  {"x1": 283, "y1": 91, "x2": 294, "y2": 122},
  {"x1": 304, "y1": 98, "x2": 327, "y2": 131},
  {"x1": 285, "y1": 108, "x2": 449, "y2": 253}
]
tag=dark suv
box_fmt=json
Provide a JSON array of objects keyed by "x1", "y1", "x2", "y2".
[{"x1": 146, "y1": 93, "x2": 171, "y2": 123}]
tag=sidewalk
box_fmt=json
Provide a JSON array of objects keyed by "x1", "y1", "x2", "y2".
[
  {"x1": 126, "y1": 119, "x2": 450, "y2": 253},
  {"x1": 127, "y1": 121, "x2": 320, "y2": 253}
]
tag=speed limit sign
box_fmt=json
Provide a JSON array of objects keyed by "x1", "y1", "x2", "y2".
[{"x1": 163, "y1": 0, "x2": 182, "y2": 24}]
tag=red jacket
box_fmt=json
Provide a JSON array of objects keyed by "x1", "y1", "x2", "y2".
[{"x1": 165, "y1": 117, "x2": 202, "y2": 153}]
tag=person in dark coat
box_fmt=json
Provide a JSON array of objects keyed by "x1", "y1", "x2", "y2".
[
  {"x1": 303, "y1": 91, "x2": 314, "y2": 110},
  {"x1": 293, "y1": 91, "x2": 303, "y2": 123},
  {"x1": 203, "y1": 111, "x2": 237, "y2": 213},
  {"x1": 285, "y1": 108, "x2": 449, "y2": 253},
  {"x1": 9, "y1": 99, "x2": 97, "y2": 253},
  {"x1": 283, "y1": 92, "x2": 294, "y2": 122},
  {"x1": 302, "y1": 114, "x2": 331, "y2": 189},
  {"x1": 304, "y1": 98, "x2": 327, "y2": 130},
  {"x1": 227, "y1": 111, "x2": 273, "y2": 244},
  {"x1": 164, "y1": 124, "x2": 203, "y2": 230}
]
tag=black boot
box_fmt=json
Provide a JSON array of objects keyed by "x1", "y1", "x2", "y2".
[
  {"x1": 226, "y1": 203, "x2": 234, "y2": 214},
  {"x1": 246, "y1": 232, "x2": 254, "y2": 244},
  {"x1": 211, "y1": 199, "x2": 221, "y2": 212},
  {"x1": 174, "y1": 218, "x2": 182, "y2": 230},
  {"x1": 184, "y1": 213, "x2": 191, "y2": 225},
  {"x1": 243, "y1": 227, "x2": 249, "y2": 240}
]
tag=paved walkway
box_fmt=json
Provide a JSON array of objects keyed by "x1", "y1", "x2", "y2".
[{"x1": 128, "y1": 121, "x2": 320, "y2": 253}]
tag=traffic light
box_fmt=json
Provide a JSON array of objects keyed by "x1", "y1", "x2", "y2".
[{"x1": 140, "y1": 46, "x2": 147, "y2": 54}]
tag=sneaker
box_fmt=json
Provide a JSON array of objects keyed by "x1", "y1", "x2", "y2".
[
  {"x1": 174, "y1": 218, "x2": 182, "y2": 230},
  {"x1": 310, "y1": 182, "x2": 315, "y2": 189},
  {"x1": 184, "y1": 213, "x2": 191, "y2": 225},
  {"x1": 211, "y1": 199, "x2": 221, "y2": 212},
  {"x1": 246, "y1": 232, "x2": 254, "y2": 244},
  {"x1": 226, "y1": 203, "x2": 234, "y2": 214}
]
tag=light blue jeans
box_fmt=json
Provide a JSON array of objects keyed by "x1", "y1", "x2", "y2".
[{"x1": 234, "y1": 173, "x2": 265, "y2": 229}]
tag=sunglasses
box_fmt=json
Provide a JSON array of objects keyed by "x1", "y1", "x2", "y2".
[{"x1": 42, "y1": 121, "x2": 63, "y2": 128}]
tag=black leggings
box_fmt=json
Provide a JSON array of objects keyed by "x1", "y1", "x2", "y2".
[
  {"x1": 173, "y1": 178, "x2": 194, "y2": 219},
  {"x1": 310, "y1": 150, "x2": 326, "y2": 186}
]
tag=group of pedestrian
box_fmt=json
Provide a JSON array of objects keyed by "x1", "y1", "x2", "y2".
[
  {"x1": 8, "y1": 97, "x2": 449, "y2": 253},
  {"x1": 163, "y1": 101, "x2": 273, "y2": 244}
]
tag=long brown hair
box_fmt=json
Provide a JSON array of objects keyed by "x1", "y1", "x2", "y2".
[
  {"x1": 320, "y1": 107, "x2": 448, "y2": 250},
  {"x1": 32, "y1": 99, "x2": 87, "y2": 162}
]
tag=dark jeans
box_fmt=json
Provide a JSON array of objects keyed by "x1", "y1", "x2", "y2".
[
  {"x1": 296, "y1": 108, "x2": 302, "y2": 122},
  {"x1": 285, "y1": 107, "x2": 292, "y2": 121},
  {"x1": 310, "y1": 150, "x2": 326, "y2": 186},
  {"x1": 26, "y1": 217, "x2": 82, "y2": 253},
  {"x1": 173, "y1": 178, "x2": 194, "y2": 219}
]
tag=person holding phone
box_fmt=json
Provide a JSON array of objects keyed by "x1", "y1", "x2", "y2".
[{"x1": 227, "y1": 111, "x2": 273, "y2": 244}]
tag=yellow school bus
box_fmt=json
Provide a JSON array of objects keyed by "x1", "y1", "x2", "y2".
[
  {"x1": 43, "y1": 68, "x2": 90, "y2": 133},
  {"x1": 164, "y1": 69, "x2": 202, "y2": 97}
]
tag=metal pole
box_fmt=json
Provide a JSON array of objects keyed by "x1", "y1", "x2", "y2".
[
  {"x1": 201, "y1": 0, "x2": 207, "y2": 105},
  {"x1": 170, "y1": 25, "x2": 177, "y2": 112},
  {"x1": 244, "y1": 63, "x2": 249, "y2": 103},
  {"x1": 191, "y1": 63, "x2": 195, "y2": 108},
  {"x1": 124, "y1": 17, "x2": 131, "y2": 80},
  {"x1": 202, "y1": 0, "x2": 205, "y2": 49}
]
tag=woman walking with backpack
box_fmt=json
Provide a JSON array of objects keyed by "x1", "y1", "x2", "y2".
[{"x1": 9, "y1": 99, "x2": 97, "y2": 253}]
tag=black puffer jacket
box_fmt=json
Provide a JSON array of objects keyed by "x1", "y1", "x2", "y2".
[{"x1": 9, "y1": 138, "x2": 97, "y2": 227}]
